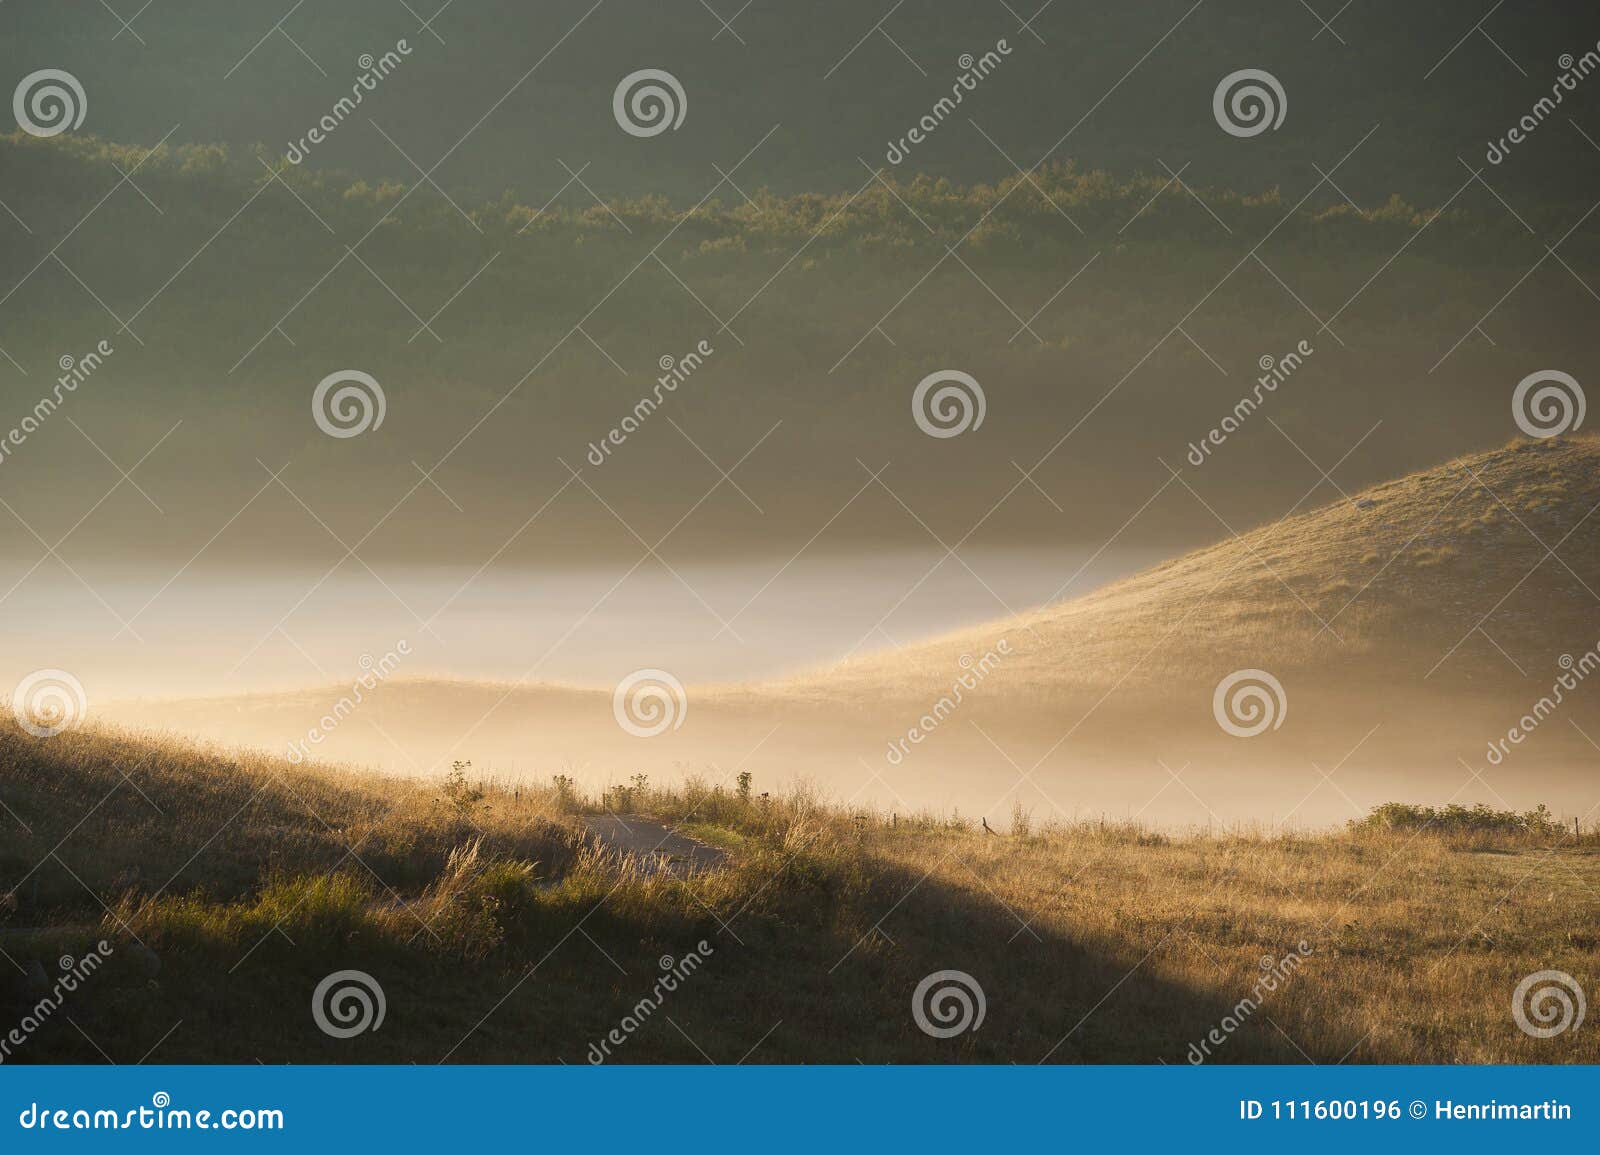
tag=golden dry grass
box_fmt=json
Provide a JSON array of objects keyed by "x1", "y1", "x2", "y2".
[
  {"x1": 0, "y1": 720, "x2": 576, "y2": 909},
  {"x1": 8, "y1": 442, "x2": 1599, "y2": 1061},
  {"x1": 3, "y1": 721, "x2": 1596, "y2": 1064},
  {"x1": 826, "y1": 814, "x2": 1600, "y2": 1063}
]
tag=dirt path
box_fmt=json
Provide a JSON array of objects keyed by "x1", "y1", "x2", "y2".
[{"x1": 579, "y1": 815, "x2": 730, "y2": 876}]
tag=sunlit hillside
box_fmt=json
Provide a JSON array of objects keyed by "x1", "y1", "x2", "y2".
[
  {"x1": 794, "y1": 435, "x2": 1600, "y2": 702},
  {"x1": 96, "y1": 437, "x2": 1600, "y2": 826}
]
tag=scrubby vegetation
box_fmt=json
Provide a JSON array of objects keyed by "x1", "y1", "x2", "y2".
[
  {"x1": 2, "y1": 720, "x2": 1597, "y2": 1065},
  {"x1": 0, "y1": 130, "x2": 1495, "y2": 260},
  {"x1": 1351, "y1": 802, "x2": 1566, "y2": 841}
]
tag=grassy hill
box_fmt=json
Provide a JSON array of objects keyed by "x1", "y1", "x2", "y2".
[
  {"x1": 99, "y1": 437, "x2": 1600, "y2": 826},
  {"x1": 800, "y1": 435, "x2": 1600, "y2": 701},
  {"x1": 2, "y1": 719, "x2": 1598, "y2": 1064}
]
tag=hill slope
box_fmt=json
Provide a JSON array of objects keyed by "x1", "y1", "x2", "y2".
[
  {"x1": 790, "y1": 435, "x2": 1600, "y2": 703},
  {"x1": 99, "y1": 438, "x2": 1600, "y2": 825}
]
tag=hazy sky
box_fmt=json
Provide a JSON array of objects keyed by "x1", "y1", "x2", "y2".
[{"x1": 3, "y1": 1, "x2": 1598, "y2": 724}]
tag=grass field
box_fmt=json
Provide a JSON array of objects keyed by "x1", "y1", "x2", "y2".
[{"x1": 2, "y1": 719, "x2": 1596, "y2": 1065}]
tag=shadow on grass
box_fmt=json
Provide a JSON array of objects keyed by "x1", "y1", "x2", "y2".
[
  {"x1": 4, "y1": 840, "x2": 1370, "y2": 1065},
  {"x1": 0, "y1": 721, "x2": 1374, "y2": 1063}
]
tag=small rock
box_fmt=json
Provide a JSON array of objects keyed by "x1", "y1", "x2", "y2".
[{"x1": 1356, "y1": 498, "x2": 1377, "y2": 510}]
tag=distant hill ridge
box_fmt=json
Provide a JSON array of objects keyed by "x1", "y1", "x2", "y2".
[{"x1": 786, "y1": 436, "x2": 1600, "y2": 702}]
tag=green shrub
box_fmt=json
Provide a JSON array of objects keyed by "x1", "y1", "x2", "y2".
[
  {"x1": 241, "y1": 872, "x2": 375, "y2": 948},
  {"x1": 441, "y1": 761, "x2": 486, "y2": 817},
  {"x1": 120, "y1": 871, "x2": 377, "y2": 955}
]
